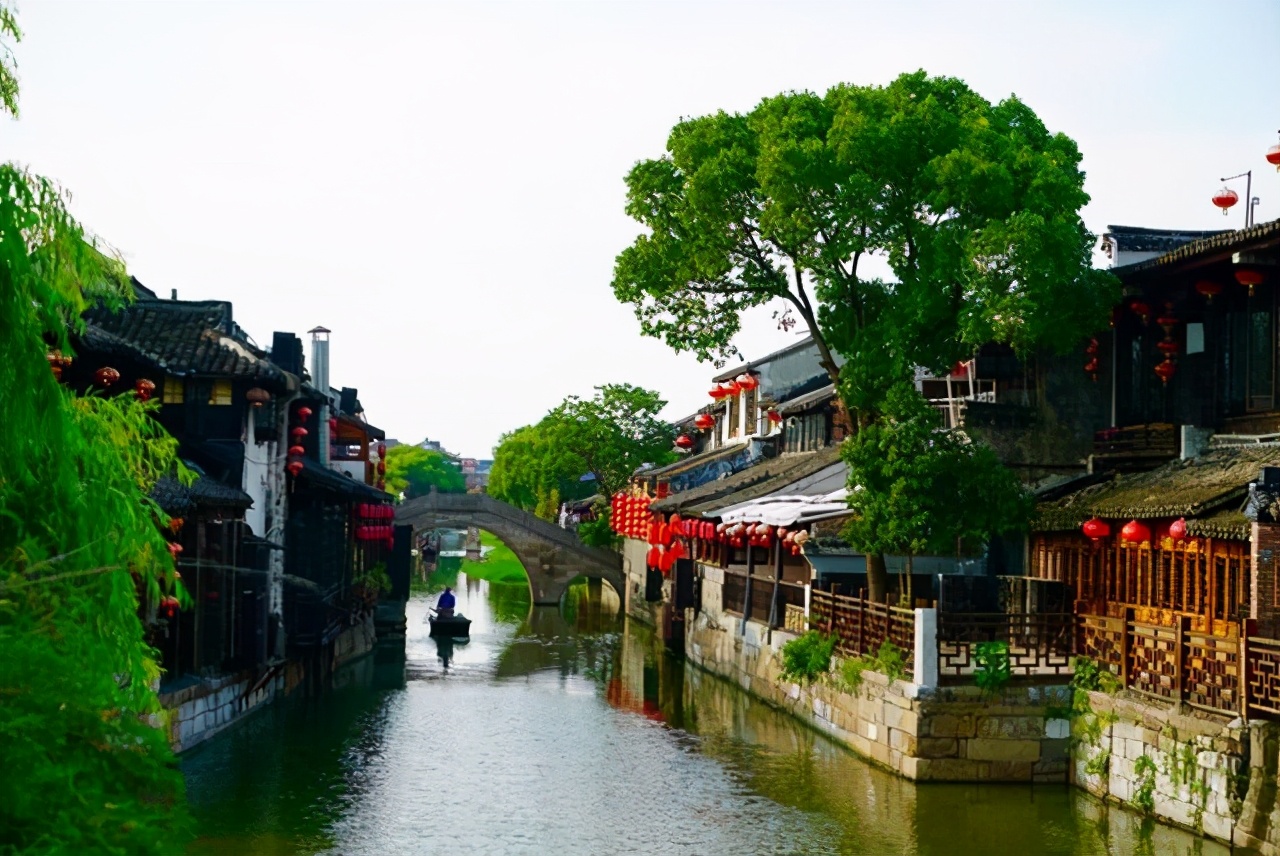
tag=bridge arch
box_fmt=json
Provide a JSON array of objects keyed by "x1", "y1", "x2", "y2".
[{"x1": 396, "y1": 491, "x2": 624, "y2": 607}]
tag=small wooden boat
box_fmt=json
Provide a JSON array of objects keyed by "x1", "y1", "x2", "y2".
[{"x1": 428, "y1": 611, "x2": 471, "y2": 639}]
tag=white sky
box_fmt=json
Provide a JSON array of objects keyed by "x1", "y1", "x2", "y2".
[{"x1": 4, "y1": 1, "x2": 1279, "y2": 457}]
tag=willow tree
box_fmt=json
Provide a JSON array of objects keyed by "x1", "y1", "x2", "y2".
[
  {"x1": 613, "y1": 71, "x2": 1117, "y2": 599},
  {"x1": 1, "y1": 6, "x2": 192, "y2": 851}
]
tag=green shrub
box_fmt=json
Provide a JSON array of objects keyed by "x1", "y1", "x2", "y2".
[
  {"x1": 780, "y1": 631, "x2": 837, "y2": 684},
  {"x1": 974, "y1": 640, "x2": 1011, "y2": 696},
  {"x1": 839, "y1": 640, "x2": 907, "y2": 691}
]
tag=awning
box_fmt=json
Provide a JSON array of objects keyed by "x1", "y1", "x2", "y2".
[
  {"x1": 711, "y1": 486, "x2": 853, "y2": 527},
  {"x1": 296, "y1": 456, "x2": 389, "y2": 500}
]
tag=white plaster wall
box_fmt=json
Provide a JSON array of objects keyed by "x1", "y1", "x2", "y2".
[{"x1": 242, "y1": 409, "x2": 269, "y2": 536}]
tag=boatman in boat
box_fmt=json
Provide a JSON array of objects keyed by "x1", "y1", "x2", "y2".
[{"x1": 436, "y1": 586, "x2": 456, "y2": 618}]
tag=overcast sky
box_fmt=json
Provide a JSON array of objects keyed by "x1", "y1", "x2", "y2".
[{"x1": 5, "y1": 1, "x2": 1279, "y2": 457}]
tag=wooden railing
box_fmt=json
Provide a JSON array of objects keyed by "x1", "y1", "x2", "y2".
[
  {"x1": 936, "y1": 612, "x2": 1074, "y2": 682},
  {"x1": 1078, "y1": 611, "x2": 1249, "y2": 717},
  {"x1": 810, "y1": 589, "x2": 914, "y2": 676}
]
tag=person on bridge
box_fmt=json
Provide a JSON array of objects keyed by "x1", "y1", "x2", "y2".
[{"x1": 436, "y1": 586, "x2": 456, "y2": 618}]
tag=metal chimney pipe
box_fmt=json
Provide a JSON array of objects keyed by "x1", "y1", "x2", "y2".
[{"x1": 308, "y1": 326, "x2": 331, "y2": 466}]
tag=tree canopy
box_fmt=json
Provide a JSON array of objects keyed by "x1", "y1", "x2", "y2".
[
  {"x1": 612, "y1": 71, "x2": 1118, "y2": 418},
  {"x1": 841, "y1": 384, "x2": 1033, "y2": 602},
  {"x1": 383, "y1": 445, "x2": 465, "y2": 499},
  {"x1": 1, "y1": 5, "x2": 192, "y2": 849},
  {"x1": 489, "y1": 384, "x2": 676, "y2": 520}
]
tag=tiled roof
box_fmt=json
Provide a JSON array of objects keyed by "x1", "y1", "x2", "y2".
[
  {"x1": 82, "y1": 299, "x2": 287, "y2": 385},
  {"x1": 656, "y1": 444, "x2": 844, "y2": 516},
  {"x1": 1035, "y1": 446, "x2": 1280, "y2": 532},
  {"x1": 1113, "y1": 217, "x2": 1280, "y2": 276},
  {"x1": 777, "y1": 383, "x2": 836, "y2": 414},
  {"x1": 296, "y1": 457, "x2": 389, "y2": 500},
  {"x1": 150, "y1": 470, "x2": 253, "y2": 515},
  {"x1": 1103, "y1": 225, "x2": 1227, "y2": 254}
]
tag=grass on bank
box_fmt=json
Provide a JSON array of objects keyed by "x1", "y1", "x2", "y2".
[{"x1": 460, "y1": 530, "x2": 529, "y2": 585}]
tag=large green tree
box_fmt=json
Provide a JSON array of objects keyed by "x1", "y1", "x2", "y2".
[
  {"x1": 384, "y1": 445, "x2": 465, "y2": 499},
  {"x1": 490, "y1": 384, "x2": 675, "y2": 522},
  {"x1": 1, "y1": 6, "x2": 192, "y2": 850},
  {"x1": 842, "y1": 385, "x2": 1034, "y2": 604},
  {"x1": 613, "y1": 71, "x2": 1117, "y2": 599},
  {"x1": 612, "y1": 71, "x2": 1118, "y2": 416}
]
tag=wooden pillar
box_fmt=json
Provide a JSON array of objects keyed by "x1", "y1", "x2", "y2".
[
  {"x1": 739, "y1": 543, "x2": 753, "y2": 635},
  {"x1": 766, "y1": 540, "x2": 782, "y2": 644}
]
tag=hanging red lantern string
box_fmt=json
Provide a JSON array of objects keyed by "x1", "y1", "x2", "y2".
[
  {"x1": 1156, "y1": 340, "x2": 1179, "y2": 357},
  {"x1": 1154, "y1": 358, "x2": 1176, "y2": 386},
  {"x1": 1212, "y1": 187, "x2": 1239, "y2": 214},
  {"x1": 1236, "y1": 268, "x2": 1264, "y2": 297},
  {"x1": 1120, "y1": 519, "x2": 1151, "y2": 546},
  {"x1": 1085, "y1": 338, "x2": 1099, "y2": 356},
  {"x1": 1081, "y1": 517, "x2": 1110, "y2": 541},
  {"x1": 1195, "y1": 280, "x2": 1222, "y2": 303},
  {"x1": 1156, "y1": 304, "x2": 1178, "y2": 337}
]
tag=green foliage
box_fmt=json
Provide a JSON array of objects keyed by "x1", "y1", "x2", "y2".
[
  {"x1": 1072, "y1": 655, "x2": 1122, "y2": 695},
  {"x1": 383, "y1": 445, "x2": 464, "y2": 499},
  {"x1": 489, "y1": 383, "x2": 675, "y2": 516},
  {"x1": 577, "y1": 507, "x2": 620, "y2": 550},
  {"x1": 0, "y1": 10, "x2": 192, "y2": 847},
  {"x1": 1133, "y1": 754, "x2": 1157, "y2": 814},
  {"x1": 353, "y1": 562, "x2": 392, "y2": 595},
  {"x1": 613, "y1": 71, "x2": 1119, "y2": 408},
  {"x1": 839, "y1": 641, "x2": 907, "y2": 691},
  {"x1": 841, "y1": 385, "x2": 1033, "y2": 582},
  {"x1": 779, "y1": 631, "x2": 837, "y2": 684},
  {"x1": 460, "y1": 531, "x2": 528, "y2": 585},
  {"x1": 973, "y1": 641, "x2": 1012, "y2": 696}
]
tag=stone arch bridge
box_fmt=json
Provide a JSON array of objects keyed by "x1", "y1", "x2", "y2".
[{"x1": 396, "y1": 491, "x2": 624, "y2": 606}]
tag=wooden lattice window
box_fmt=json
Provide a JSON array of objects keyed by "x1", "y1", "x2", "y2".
[
  {"x1": 162, "y1": 376, "x2": 184, "y2": 404},
  {"x1": 208, "y1": 379, "x2": 232, "y2": 406}
]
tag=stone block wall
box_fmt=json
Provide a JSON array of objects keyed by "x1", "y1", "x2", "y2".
[
  {"x1": 1071, "y1": 690, "x2": 1248, "y2": 845},
  {"x1": 685, "y1": 608, "x2": 1072, "y2": 782},
  {"x1": 160, "y1": 667, "x2": 284, "y2": 753}
]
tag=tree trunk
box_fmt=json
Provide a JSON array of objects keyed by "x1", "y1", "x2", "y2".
[
  {"x1": 866, "y1": 552, "x2": 888, "y2": 603},
  {"x1": 904, "y1": 553, "x2": 914, "y2": 607}
]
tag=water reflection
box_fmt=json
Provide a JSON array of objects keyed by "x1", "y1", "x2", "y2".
[{"x1": 184, "y1": 571, "x2": 1230, "y2": 856}]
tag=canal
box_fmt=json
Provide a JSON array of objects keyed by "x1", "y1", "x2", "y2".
[{"x1": 183, "y1": 571, "x2": 1229, "y2": 855}]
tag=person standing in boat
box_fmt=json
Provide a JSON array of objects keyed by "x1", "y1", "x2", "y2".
[{"x1": 436, "y1": 586, "x2": 456, "y2": 618}]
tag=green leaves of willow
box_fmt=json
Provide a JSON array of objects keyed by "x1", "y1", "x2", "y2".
[
  {"x1": 613, "y1": 71, "x2": 1119, "y2": 398},
  {"x1": 1, "y1": 5, "x2": 192, "y2": 850},
  {"x1": 384, "y1": 445, "x2": 466, "y2": 499}
]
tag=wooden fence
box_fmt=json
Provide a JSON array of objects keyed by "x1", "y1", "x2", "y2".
[
  {"x1": 1075, "y1": 611, "x2": 1280, "y2": 717},
  {"x1": 936, "y1": 611, "x2": 1074, "y2": 682},
  {"x1": 809, "y1": 589, "x2": 915, "y2": 676}
]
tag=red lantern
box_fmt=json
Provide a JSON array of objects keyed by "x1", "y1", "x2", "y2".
[
  {"x1": 737, "y1": 373, "x2": 759, "y2": 391},
  {"x1": 709, "y1": 386, "x2": 727, "y2": 400},
  {"x1": 1085, "y1": 338, "x2": 1100, "y2": 356},
  {"x1": 674, "y1": 434, "x2": 694, "y2": 450},
  {"x1": 767, "y1": 410, "x2": 782, "y2": 425},
  {"x1": 1268, "y1": 141, "x2": 1280, "y2": 171},
  {"x1": 297, "y1": 406, "x2": 313, "y2": 421},
  {"x1": 1129, "y1": 301, "x2": 1151, "y2": 325},
  {"x1": 287, "y1": 460, "x2": 304, "y2": 477},
  {"x1": 1083, "y1": 357, "x2": 1099, "y2": 375},
  {"x1": 246, "y1": 387, "x2": 271, "y2": 407},
  {"x1": 694, "y1": 413, "x2": 715, "y2": 431},
  {"x1": 1120, "y1": 519, "x2": 1151, "y2": 545},
  {"x1": 159, "y1": 595, "x2": 180, "y2": 618},
  {"x1": 291, "y1": 426, "x2": 308, "y2": 439},
  {"x1": 1156, "y1": 340, "x2": 1179, "y2": 356},
  {"x1": 1169, "y1": 517, "x2": 1188, "y2": 541},
  {"x1": 647, "y1": 546, "x2": 659, "y2": 568},
  {"x1": 134, "y1": 378, "x2": 156, "y2": 401},
  {"x1": 94, "y1": 366, "x2": 121, "y2": 387},
  {"x1": 288, "y1": 445, "x2": 305, "y2": 457},
  {"x1": 1212, "y1": 187, "x2": 1239, "y2": 214},
  {"x1": 377, "y1": 461, "x2": 386, "y2": 475},
  {"x1": 1082, "y1": 517, "x2": 1110, "y2": 541},
  {"x1": 1195, "y1": 280, "x2": 1222, "y2": 303},
  {"x1": 1236, "y1": 268, "x2": 1264, "y2": 297},
  {"x1": 1156, "y1": 307, "x2": 1178, "y2": 336},
  {"x1": 725, "y1": 380, "x2": 742, "y2": 396},
  {"x1": 377, "y1": 443, "x2": 386, "y2": 458},
  {"x1": 329, "y1": 417, "x2": 338, "y2": 432},
  {"x1": 1154, "y1": 358, "x2": 1176, "y2": 385},
  {"x1": 167, "y1": 541, "x2": 183, "y2": 558}
]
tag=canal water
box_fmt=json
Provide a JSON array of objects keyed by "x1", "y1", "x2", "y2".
[{"x1": 183, "y1": 573, "x2": 1229, "y2": 856}]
